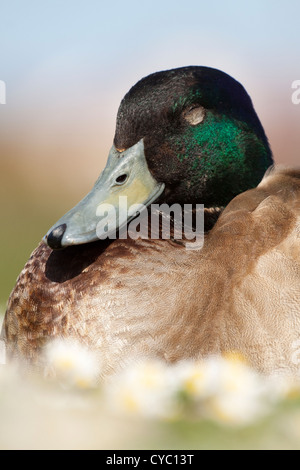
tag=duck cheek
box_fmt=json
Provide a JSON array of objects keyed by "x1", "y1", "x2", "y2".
[{"x1": 143, "y1": 139, "x2": 185, "y2": 188}]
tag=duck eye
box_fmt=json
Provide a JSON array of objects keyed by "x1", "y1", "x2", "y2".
[
  {"x1": 115, "y1": 174, "x2": 128, "y2": 185},
  {"x1": 183, "y1": 106, "x2": 205, "y2": 126}
]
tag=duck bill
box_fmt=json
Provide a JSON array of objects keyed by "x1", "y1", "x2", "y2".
[{"x1": 43, "y1": 139, "x2": 165, "y2": 249}]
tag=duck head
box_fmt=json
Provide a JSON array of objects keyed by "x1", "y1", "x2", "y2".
[{"x1": 44, "y1": 66, "x2": 273, "y2": 249}]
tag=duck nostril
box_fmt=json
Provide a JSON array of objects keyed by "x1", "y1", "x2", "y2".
[
  {"x1": 47, "y1": 223, "x2": 67, "y2": 250},
  {"x1": 115, "y1": 174, "x2": 128, "y2": 185}
]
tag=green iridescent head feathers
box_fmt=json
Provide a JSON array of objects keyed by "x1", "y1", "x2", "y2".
[{"x1": 114, "y1": 66, "x2": 273, "y2": 207}]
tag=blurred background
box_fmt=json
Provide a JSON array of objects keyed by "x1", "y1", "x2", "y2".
[{"x1": 0, "y1": 0, "x2": 299, "y2": 307}]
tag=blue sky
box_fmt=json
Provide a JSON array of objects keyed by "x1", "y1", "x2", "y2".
[
  {"x1": 1, "y1": 0, "x2": 299, "y2": 85},
  {"x1": 0, "y1": 0, "x2": 299, "y2": 173}
]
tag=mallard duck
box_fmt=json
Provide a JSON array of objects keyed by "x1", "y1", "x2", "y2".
[{"x1": 2, "y1": 66, "x2": 299, "y2": 378}]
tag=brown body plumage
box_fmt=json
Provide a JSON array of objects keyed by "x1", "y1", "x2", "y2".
[{"x1": 3, "y1": 167, "x2": 300, "y2": 377}]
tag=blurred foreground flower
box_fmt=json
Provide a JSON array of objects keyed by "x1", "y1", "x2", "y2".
[
  {"x1": 45, "y1": 339, "x2": 100, "y2": 389},
  {"x1": 104, "y1": 360, "x2": 176, "y2": 419},
  {"x1": 41, "y1": 337, "x2": 300, "y2": 428},
  {"x1": 104, "y1": 354, "x2": 274, "y2": 426},
  {"x1": 195, "y1": 354, "x2": 270, "y2": 426},
  {"x1": 3, "y1": 333, "x2": 300, "y2": 448}
]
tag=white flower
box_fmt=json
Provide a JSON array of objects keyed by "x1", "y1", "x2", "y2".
[
  {"x1": 0, "y1": 338, "x2": 5, "y2": 366},
  {"x1": 170, "y1": 358, "x2": 223, "y2": 399},
  {"x1": 45, "y1": 339, "x2": 100, "y2": 389},
  {"x1": 202, "y1": 353, "x2": 271, "y2": 426},
  {"x1": 104, "y1": 359, "x2": 176, "y2": 419},
  {"x1": 266, "y1": 372, "x2": 300, "y2": 403},
  {"x1": 100, "y1": 352, "x2": 297, "y2": 426}
]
